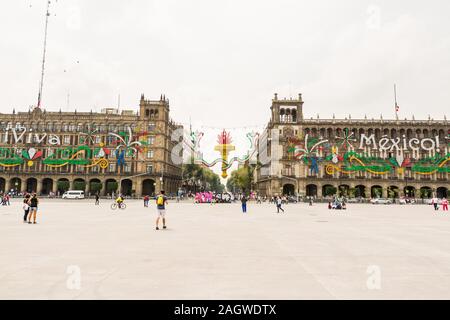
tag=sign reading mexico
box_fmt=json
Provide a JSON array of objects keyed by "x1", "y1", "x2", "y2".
[
  {"x1": 359, "y1": 134, "x2": 443, "y2": 152},
  {"x1": 287, "y1": 130, "x2": 450, "y2": 176},
  {"x1": 0, "y1": 125, "x2": 149, "y2": 169}
]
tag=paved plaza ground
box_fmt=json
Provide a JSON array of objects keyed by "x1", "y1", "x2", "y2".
[{"x1": 1, "y1": 199, "x2": 450, "y2": 300}]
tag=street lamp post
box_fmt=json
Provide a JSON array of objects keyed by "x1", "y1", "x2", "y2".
[{"x1": 404, "y1": 171, "x2": 409, "y2": 198}]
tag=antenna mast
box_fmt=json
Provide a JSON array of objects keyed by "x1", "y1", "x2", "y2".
[
  {"x1": 394, "y1": 84, "x2": 399, "y2": 118},
  {"x1": 37, "y1": 0, "x2": 51, "y2": 109}
]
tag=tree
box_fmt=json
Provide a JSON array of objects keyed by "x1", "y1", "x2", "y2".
[
  {"x1": 73, "y1": 181, "x2": 86, "y2": 191},
  {"x1": 57, "y1": 180, "x2": 70, "y2": 193},
  {"x1": 90, "y1": 182, "x2": 102, "y2": 194},
  {"x1": 227, "y1": 166, "x2": 252, "y2": 193},
  {"x1": 106, "y1": 181, "x2": 118, "y2": 194},
  {"x1": 372, "y1": 187, "x2": 382, "y2": 198},
  {"x1": 348, "y1": 188, "x2": 356, "y2": 198},
  {"x1": 388, "y1": 187, "x2": 398, "y2": 199},
  {"x1": 420, "y1": 188, "x2": 432, "y2": 199},
  {"x1": 323, "y1": 186, "x2": 337, "y2": 196},
  {"x1": 182, "y1": 162, "x2": 225, "y2": 193}
]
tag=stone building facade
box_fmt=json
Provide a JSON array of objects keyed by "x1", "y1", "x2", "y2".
[
  {"x1": 255, "y1": 94, "x2": 449, "y2": 199},
  {"x1": 0, "y1": 94, "x2": 182, "y2": 197}
]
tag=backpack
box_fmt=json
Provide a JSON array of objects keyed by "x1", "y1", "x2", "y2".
[{"x1": 157, "y1": 196, "x2": 164, "y2": 206}]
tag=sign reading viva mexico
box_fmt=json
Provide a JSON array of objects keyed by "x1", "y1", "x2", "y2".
[
  {"x1": 3, "y1": 126, "x2": 63, "y2": 145},
  {"x1": 0, "y1": 125, "x2": 148, "y2": 169}
]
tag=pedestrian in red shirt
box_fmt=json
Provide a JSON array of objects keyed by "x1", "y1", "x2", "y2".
[{"x1": 442, "y1": 198, "x2": 448, "y2": 211}]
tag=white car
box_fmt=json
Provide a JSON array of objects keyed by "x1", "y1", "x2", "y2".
[
  {"x1": 62, "y1": 190, "x2": 85, "y2": 199},
  {"x1": 370, "y1": 198, "x2": 393, "y2": 205}
]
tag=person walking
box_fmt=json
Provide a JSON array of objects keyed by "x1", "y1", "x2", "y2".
[
  {"x1": 241, "y1": 195, "x2": 248, "y2": 213},
  {"x1": 28, "y1": 193, "x2": 39, "y2": 224},
  {"x1": 257, "y1": 195, "x2": 262, "y2": 204},
  {"x1": 95, "y1": 193, "x2": 100, "y2": 205},
  {"x1": 276, "y1": 196, "x2": 285, "y2": 213},
  {"x1": 143, "y1": 195, "x2": 149, "y2": 207},
  {"x1": 442, "y1": 198, "x2": 449, "y2": 211},
  {"x1": 23, "y1": 194, "x2": 31, "y2": 223},
  {"x1": 155, "y1": 190, "x2": 168, "y2": 230},
  {"x1": 432, "y1": 197, "x2": 439, "y2": 211}
]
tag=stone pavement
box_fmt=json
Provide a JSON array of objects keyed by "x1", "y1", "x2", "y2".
[{"x1": 1, "y1": 199, "x2": 449, "y2": 299}]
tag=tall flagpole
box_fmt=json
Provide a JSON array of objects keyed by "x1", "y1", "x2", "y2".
[
  {"x1": 394, "y1": 84, "x2": 398, "y2": 118},
  {"x1": 37, "y1": 0, "x2": 51, "y2": 109}
]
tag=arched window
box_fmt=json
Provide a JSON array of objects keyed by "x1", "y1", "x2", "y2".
[
  {"x1": 391, "y1": 128, "x2": 397, "y2": 138},
  {"x1": 292, "y1": 109, "x2": 297, "y2": 122},
  {"x1": 407, "y1": 129, "x2": 413, "y2": 139},
  {"x1": 279, "y1": 108, "x2": 285, "y2": 122},
  {"x1": 327, "y1": 128, "x2": 334, "y2": 138}
]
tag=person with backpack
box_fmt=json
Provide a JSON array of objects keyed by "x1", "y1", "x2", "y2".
[
  {"x1": 28, "y1": 193, "x2": 39, "y2": 224},
  {"x1": 155, "y1": 190, "x2": 168, "y2": 230},
  {"x1": 115, "y1": 194, "x2": 124, "y2": 209}
]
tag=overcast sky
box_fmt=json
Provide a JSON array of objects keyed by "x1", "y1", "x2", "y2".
[{"x1": 1, "y1": 0, "x2": 449, "y2": 127}]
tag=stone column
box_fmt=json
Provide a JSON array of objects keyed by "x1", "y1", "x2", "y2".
[
  {"x1": 381, "y1": 186, "x2": 387, "y2": 199},
  {"x1": 135, "y1": 178, "x2": 143, "y2": 197},
  {"x1": 21, "y1": 178, "x2": 28, "y2": 194},
  {"x1": 317, "y1": 183, "x2": 323, "y2": 198},
  {"x1": 52, "y1": 179, "x2": 58, "y2": 194},
  {"x1": 36, "y1": 179, "x2": 43, "y2": 195}
]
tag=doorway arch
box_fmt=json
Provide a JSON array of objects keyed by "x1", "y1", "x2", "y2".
[
  {"x1": 142, "y1": 179, "x2": 156, "y2": 196},
  {"x1": 437, "y1": 187, "x2": 448, "y2": 198},
  {"x1": 42, "y1": 178, "x2": 53, "y2": 195},
  {"x1": 0, "y1": 177, "x2": 5, "y2": 193},
  {"x1": 355, "y1": 185, "x2": 366, "y2": 198},
  {"x1": 26, "y1": 178, "x2": 38, "y2": 193},
  {"x1": 282, "y1": 184, "x2": 295, "y2": 196},
  {"x1": 404, "y1": 186, "x2": 416, "y2": 198},
  {"x1": 371, "y1": 185, "x2": 383, "y2": 198},
  {"x1": 306, "y1": 184, "x2": 317, "y2": 197},
  {"x1": 121, "y1": 179, "x2": 133, "y2": 196}
]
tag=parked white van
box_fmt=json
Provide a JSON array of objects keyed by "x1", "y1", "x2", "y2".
[{"x1": 62, "y1": 190, "x2": 85, "y2": 199}]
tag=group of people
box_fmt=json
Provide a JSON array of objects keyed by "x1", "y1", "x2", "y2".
[
  {"x1": 111, "y1": 192, "x2": 168, "y2": 230},
  {"x1": 431, "y1": 197, "x2": 449, "y2": 211},
  {"x1": 22, "y1": 193, "x2": 39, "y2": 224},
  {"x1": 328, "y1": 196, "x2": 347, "y2": 210},
  {"x1": 240, "y1": 195, "x2": 285, "y2": 213}
]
